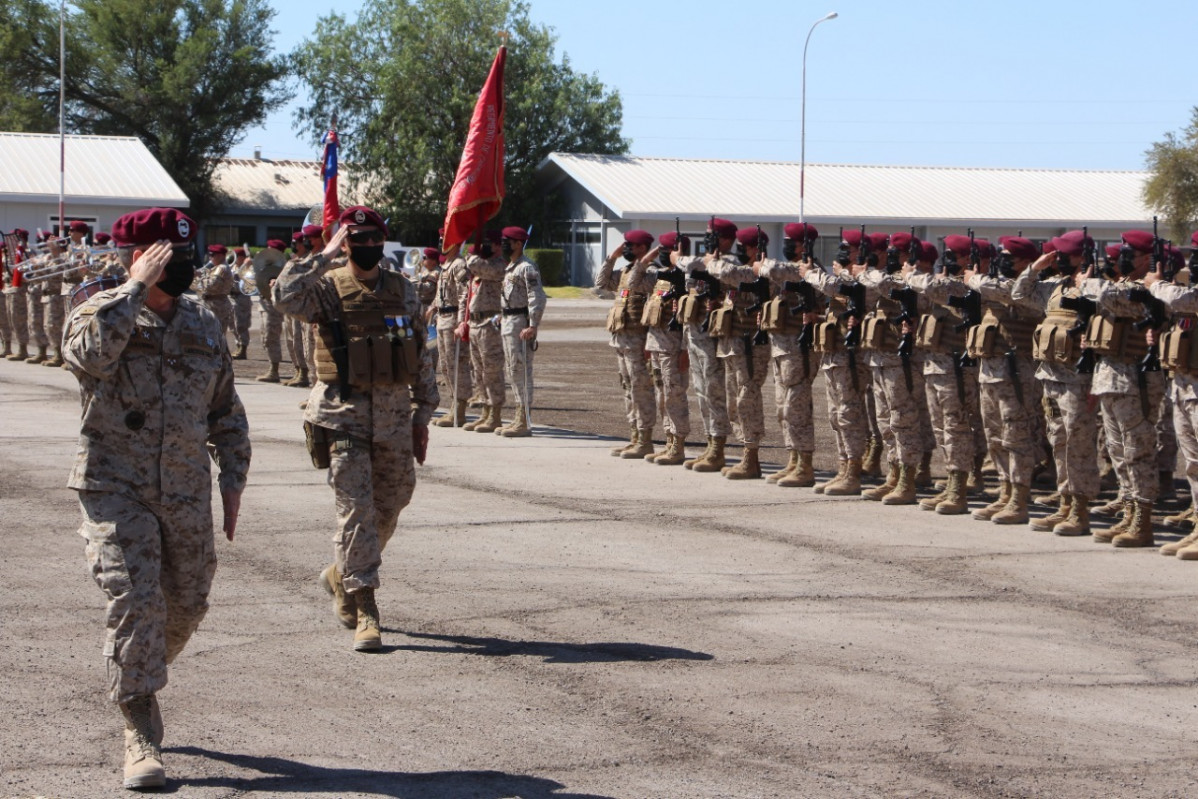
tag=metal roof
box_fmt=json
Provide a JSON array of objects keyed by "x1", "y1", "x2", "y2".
[
  {"x1": 0, "y1": 132, "x2": 188, "y2": 206},
  {"x1": 539, "y1": 153, "x2": 1156, "y2": 227},
  {"x1": 211, "y1": 157, "x2": 325, "y2": 213}
]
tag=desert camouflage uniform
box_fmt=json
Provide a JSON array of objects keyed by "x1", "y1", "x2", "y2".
[
  {"x1": 416, "y1": 266, "x2": 440, "y2": 373},
  {"x1": 806, "y1": 266, "x2": 871, "y2": 461},
  {"x1": 230, "y1": 280, "x2": 253, "y2": 353},
  {"x1": 1011, "y1": 269, "x2": 1099, "y2": 500},
  {"x1": 274, "y1": 252, "x2": 438, "y2": 592},
  {"x1": 677, "y1": 256, "x2": 730, "y2": 439},
  {"x1": 707, "y1": 258, "x2": 771, "y2": 447},
  {"x1": 596, "y1": 254, "x2": 655, "y2": 432},
  {"x1": 1150, "y1": 282, "x2": 1198, "y2": 505},
  {"x1": 501, "y1": 255, "x2": 548, "y2": 410},
  {"x1": 435, "y1": 255, "x2": 472, "y2": 404},
  {"x1": 633, "y1": 259, "x2": 690, "y2": 439},
  {"x1": 194, "y1": 263, "x2": 235, "y2": 335},
  {"x1": 41, "y1": 270, "x2": 66, "y2": 354},
  {"x1": 464, "y1": 252, "x2": 507, "y2": 407},
  {"x1": 64, "y1": 279, "x2": 250, "y2": 703}
]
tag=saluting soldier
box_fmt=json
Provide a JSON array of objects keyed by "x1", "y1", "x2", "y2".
[
  {"x1": 229, "y1": 246, "x2": 256, "y2": 360},
  {"x1": 4, "y1": 229, "x2": 31, "y2": 361},
  {"x1": 495, "y1": 226, "x2": 547, "y2": 438},
  {"x1": 194, "y1": 244, "x2": 236, "y2": 337},
  {"x1": 280, "y1": 227, "x2": 325, "y2": 388},
  {"x1": 458, "y1": 232, "x2": 507, "y2": 432}
]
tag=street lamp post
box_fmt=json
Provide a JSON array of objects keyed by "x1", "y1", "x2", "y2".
[{"x1": 800, "y1": 11, "x2": 838, "y2": 224}]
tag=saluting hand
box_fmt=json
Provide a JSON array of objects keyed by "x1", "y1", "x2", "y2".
[
  {"x1": 639, "y1": 246, "x2": 660, "y2": 266},
  {"x1": 128, "y1": 240, "x2": 174, "y2": 286},
  {"x1": 1073, "y1": 264, "x2": 1093, "y2": 290},
  {"x1": 322, "y1": 226, "x2": 349, "y2": 260}
]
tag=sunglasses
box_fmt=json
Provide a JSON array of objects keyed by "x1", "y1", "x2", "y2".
[{"x1": 347, "y1": 230, "x2": 383, "y2": 244}]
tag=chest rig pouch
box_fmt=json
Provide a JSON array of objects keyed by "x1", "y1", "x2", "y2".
[
  {"x1": 316, "y1": 268, "x2": 419, "y2": 390},
  {"x1": 1162, "y1": 315, "x2": 1198, "y2": 374},
  {"x1": 965, "y1": 308, "x2": 1002, "y2": 359},
  {"x1": 761, "y1": 293, "x2": 806, "y2": 336},
  {"x1": 604, "y1": 271, "x2": 646, "y2": 335},
  {"x1": 1033, "y1": 287, "x2": 1081, "y2": 365},
  {"x1": 1086, "y1": 314, "x2": 1148, "y2": 364}
]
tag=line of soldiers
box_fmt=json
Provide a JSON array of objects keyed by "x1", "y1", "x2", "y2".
[
  {"x1": 421, "y1": 226, "x2": 548, "y2": 437},
  {"x1": 595, "y1": 220, "x2": 1198, "y2": 554}
]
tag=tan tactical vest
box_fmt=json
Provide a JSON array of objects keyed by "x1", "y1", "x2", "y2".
[
  {"x1": 915, "y1": 308, "x2": 968, "y2": 355},
  {"x1": 1085, "y1": 313, "x2": 1150, "y2": 364},
  {"x1": 860, "y1": 298, "x2": 900, "y2": 351},
  {"x1": 966, "y1": 306, "x2": 1038, "y2": 359},
  {"x1": 604, "y1": 269, "x2": 647, "y2": 334},
  {"x1": 314, "y1": 268, "x2": 419, "y2": 390},
  {"x1": 1160, "y1": 314, "x2": 1198, "y2": 374},
  {"x1": 1032, "y1": 283, "x2": 1082, "y2": 365},
  {"x1": 814, "y1": 296, "x2": 851, "y2": 354},
  {"x1": 760, "y1": 285, "x2": 808, "y2": 336},
  {"x1": 709, "y1": 284, "x2": 761, "y2": 339},
  {"x1": 641, "y1": 277, "x2": 676, "y2": 329}
]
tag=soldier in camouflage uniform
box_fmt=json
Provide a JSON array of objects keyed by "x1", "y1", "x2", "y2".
[
  {"x1": 596, "y1": 230, "x2": 657, "y2": 457},
  {"x1": 495, "y1": 226, "x2": 547, "y2": 438},
  {"x1": 457, "y1": 233, "x2": 507, "y2": 432},
  {"x1": 253, "y1": 239, "x2": 290, "y2": 380},
  {"x1": 29, "y1": 233, "x2": 66, "y2": 364},
  {"x1": 3, "y1": 228, "x2": 30, "y2": 361},
  {"x1": 194, "y1": 245, "x2": 236, "y2": 339},
  {"x1": 1012, "y1": 232, "x2": 1100, "y2": 535},
  {"x1": 281, "y1": 227, "x2": 324, "y2": 388},
  {"x1": 433, "y1": 243, "x2": 473, "y2": 427},
  {"x1": 416, "y1": 247, "x2": 441, "y2": 377},
  {"x1": 229, "y1": 247, "x2": 254, "y2": 360},
  {"x1": 274, "y1": 206, "x2": 438, "y2": 652},
  {"x1": 64, "y1": 207, "x2": 251, "y2": 790}
]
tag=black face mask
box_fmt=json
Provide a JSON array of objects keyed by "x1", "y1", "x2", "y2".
[
  {"x1": 622, "y1": 243, "x2": 636, "y2": 262},
  {"x1": 350, "y1": 244, "x2": 385, "y2": 270},
  {"x1": 783, "y1": 240, "x2": 799, "y2": 261},
  {"x1": 501, "y1": 241, "x2": 514, "y2": 259},
  {"x1": 1055, "y1": 252, "x2": 1075, "y2": 276},
  {"x1": 735, "y1": 244, "x2": 751, "y2": 265},
  {"x1": 1118, "y1": 245, "x2": 1137, "y2": 276},
  {"x1": 157, "y1": 255, "x2": 195, "y2": 297},
  {"x1": 658, "y1": 249, "x2": 673, "y2": 268},
  {"x1": 479, "y1": 242, "x2": 493, "y2": 258}
]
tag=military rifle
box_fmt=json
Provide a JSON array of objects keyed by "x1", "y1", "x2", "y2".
[
  {"x1": 906, "y1": 226, "x2": 920, "y2": 267},
  {"x1": 1153, "y1": 217, "x2": 1171, "y2": 281},
  {"x1": 968, "y1": 228, "x2": 982, "y2": 274},
  {"x1": 835, "y1": 226, "x2": 851, "y2": 267},
  {"x1": 838, "y1": 280, "x2": 867, "y2": 348}
]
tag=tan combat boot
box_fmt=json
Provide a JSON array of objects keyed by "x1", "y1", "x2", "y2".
[
  {"x1": 475, "y1": 403, "x2": 503, "y2": 433},
  {"x1": 767, "y1": 450, "x2": 799, "y2": 484},
  {"x1": 966, "y1": 455, "x2": 985, "y2": 496},
  {"x1": 232, "y1": 343, "x2": 248, "y2": 360},
  {"x1": 862, "y1": 437, "x2": 882, "y2": 477},
  {"x1": 463, "y1": 404, "x2": 490, "y2": 431},
  {"x1": 654, "y1": 434, "x2": 687, "y2": 466},
  {"x1": 120, "y1": 696, "x2": 165, "y2": 789},
  {"x1": 920, "y1": 479, "x2": 950, "y2": 511},
  {"x1": 825, "y1": 459, "x2": 863, "y2": 496},
  {"x1": 862, "y1": 462, "x2": 899, "y2": 501},
  {"x1": 1175, "y1": 538, "x2": 1198, "y2": 560},
  {"x1": 284, "y1": 367, "x2": 310, "y2": 388},
  {"x1": 935, "y1": 470, "x2": 970, "y2": 515},
  {"x1": 646, "y1": 433, "x2": 672, "y2": 463},
  {"x1": 1112, "y1": 502, "x2": 1155, "y2": 548},
  {"x1": 1053, "y1": 495, "x2": 1091, "y2": 536},
  {"x1": 779, "y1": 452, "x2": 815, "y2": 487},
  {"x1": 1035, "y1": 490, "x2": 1062, "y2": 508},
  {"x1": 611, "y1": 425, "x2": 637, "y2": 456},
  {"x1": 1164, "y1": 504, "x2": 1195, "y2": 528},
  {"x1": 973, "y1": 480, "x2": 1012, "y2": 521},
  {"x1": 318, "y1": 564, "x2": 357, "y2": 629},
  {"x1": 914, "y1": 451, "x2": 933, "y2": 488},
  {"x1": 991, "y1": 483, "x2": 1031, "y2": 524},
  {"x1": 6, "y1": 343, "x2": 27, "y2": 361},
  {"x1": 43, "y1": 350, "x2": 64, "y2": 367},
  {"x1": 1094, "y1": 499, "x2": 1134, "y2": 543},
  {"x1": 692, "y1": 436, "x2": 726, "y2": 473},
  {"x1": 685, "y1": 436, "x2": 712, "y2": 469},
  {"x1": 501, "y1": 406, "x2": 532, "y2": 437},
  {"x1": 0, "y1": 340, "x2": 8, "y2": 358},
  {"x1": 1092, "y1": 496, "x2": 1125, "y2": 517},
  {"x1": 621, "y1": 427, "x2": 654, "y2": 458},
  {"x1": 25, "y1": 345, "x2": 47, "y2": 364},
  {"x1": 353, "y1": 588, "x2": 382, "y2": 651},
  {"x1": 882, "y1": 463, "x2": 918, "y2": 505},
  {"x1": 815, "y1": 460, "x2": 846, "y2": 494},
  {"x1": 256, "y1": 362, "x2": 281, "y2": 383},
  {"x1": 725, "y1": 446, "x2": 762, "y2": 479},
  {"x1": 1031, "y1": 494, "x2": 1072, "y2": 531},
  {"x1": 1160, "y1": 525, "x2": 1198, "y2": 556}
]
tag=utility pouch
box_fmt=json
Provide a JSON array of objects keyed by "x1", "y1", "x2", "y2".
[
  {"x1": 814, "y1": 319, "x2": 841, "y2": 353},
  {"x1": 346, "y1": 338, "x2": 372, "y2": 387},
  {"x1": 708, "y1": 306, "x2": 734, "y2": 338},
  {"x1": 966, "y1": 320, "x2": 997, "y2": 359},
  {"x1": 303, "y1": 421, "x2": 331, "y2": 470}
]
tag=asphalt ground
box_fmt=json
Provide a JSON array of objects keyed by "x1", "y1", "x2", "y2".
[{"x1": 2, "y1": 297, "x2": 1198, "y2": 798}]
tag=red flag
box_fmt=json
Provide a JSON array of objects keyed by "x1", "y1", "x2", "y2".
[
  {"x1": 321, "y1": 128, "x2": 340, "y2": 231},
  {"x1": 442, "y1": 46, "x2": 506, "y2": 251}
]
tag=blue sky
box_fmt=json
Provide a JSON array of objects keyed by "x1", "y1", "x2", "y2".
[{"x1": 234, "y1": 0, "x2": 1194, "y2": 171}]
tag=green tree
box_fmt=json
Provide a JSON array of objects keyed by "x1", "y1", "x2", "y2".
[
  {"x1": 1143, "y1": 107, "x2": 1198, "y2": 242},
  {"x1": 292, "y1": 0, "x2": 628, "y2": 245},
  {"x1": 0, "y1": 0, "x2": 59, "y2": 132},
  {"x1": 9, "y1": 0, "x2": 290, "y2": 220}
]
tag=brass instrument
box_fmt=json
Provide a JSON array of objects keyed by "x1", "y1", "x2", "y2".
[{"x1": 22, "y1": 245, "x2": 119, "y2": 282}]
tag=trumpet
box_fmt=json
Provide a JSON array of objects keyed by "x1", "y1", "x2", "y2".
[{"x1": 22, "y1": 245, "x2": 119, "y2": 282}]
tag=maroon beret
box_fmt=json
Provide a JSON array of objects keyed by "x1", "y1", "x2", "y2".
[
  {"x1": 999, "y1": 236, "x2": 1039, "y2": 261},
  {"x1": 37, "y1": 231, "x2": 51, "y2": 242},
  {"x1": 423, "y1": 247, "x2": 440, "y2": 260},
  {"x1": 266, "y1": 238, "x2": 286, "y2": 251},
  {"x1": 207, "y1": 244, "x2": 228, "y2": 255},
  {"x1": 867, "y1": 232, "x2": 890, "y2": 253},
  {"x1": 438, "y1": 226, "x2": 446, "y2": 237},
  {"x1": 784, "y1": 223, "x2": 819, "y2": 241},
  {"x1": 13, "y1": 228, "x2": 28, "y2": 240},
  {"x1": 1166, "y1": 244, "x2": 1185, "y2": 270},
  {"x1": 1121, "y1": 230, "x2": 1154, "y2": 253},
  {"x1": 624, "y1": 229, "x2": 654, "y2": 246},
  {"x1": 339, "y1": 205, "x2": 388, "y2": 238},
  {"x1": 68, "y1": 220, "x2": 88, "y2": 233},
  {"x1": 974, "y1": 239, "x2": 994, "y2": 259},
  {"x1": 1192, "y1": 231, "x2": 1198, "y2": 248},
  {"x1": 840, "y1": 228, "x2": 864, "y2": 247},
  {"x1": 111, "y1": 207, "x2": 196, "y2": 247},
  {"x1": 710, "y1": 218, "x2": 737, "y2": 238},
  {"x1": 501, "y1": 226, "x2": 528, "y2": 242},
  {"x1": 1050, "y1": 231, "x2": 1092, "y2": 258},
  {"x1": 300, "y1": 225, "x2": 322, "y2": 239},
  {"x1": 233, "y1": 247, "x2": 248, "y2": 258},
  {"x1": 736, "y1": 227, "x2": 768, "y2": 246},
  {"x1": 943, "y1": 235, "x2": 972, "y2": 256},
  {"x1": 920, "y1": 241, "x2": 939, "y2": 264},
  {"x1": 1104, "y1": 243, "x2": 1121, "y2": 260},
  {"x1": 658, "y1": 231, "x2": 691, "y2": 249},
  {"x1": 889, "y1": 231, "x2": 919, "y2": 251},
  {"x1": 291, "y1": 230, "x2": 305, "y2": 242},
  {"x1": 94, "y1": 232, "x2": 111, "y2": 245},
  {"x1": 1041, "y1": 239, "x2": 1057, "y2": 254}
]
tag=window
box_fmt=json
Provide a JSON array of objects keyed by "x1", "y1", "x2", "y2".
[{"x1": 207, "y1": 226, "x2": 257, "y2": 247}]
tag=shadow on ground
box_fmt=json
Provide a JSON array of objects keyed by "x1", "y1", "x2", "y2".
[{"x1": 383, "y1": 630, "x2": 714, "y2": 664}]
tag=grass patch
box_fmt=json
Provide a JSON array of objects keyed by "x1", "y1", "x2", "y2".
[{"x1": 545, "y1": 285, "x2": 589, "y2": 299}]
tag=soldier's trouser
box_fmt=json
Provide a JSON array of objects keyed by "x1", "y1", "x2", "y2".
[
  {"x1": 616, "y1": 346, "x2": 655, "y2": 430},
  {"x1": 233, "y1": 294, "x2": 252, "y2": 349},
  {"x1": 4, "y1": 289, "x2": 28, "y2": 345},
  {"x1": 979, "y1": 366, "x2": 1039, "y2": 487},
  {"x1": 686, "y1": 325, "x2": 730, "y2": 438},
  {"x1": 774, "y1": 352, "x2": 815, "y2": 452},
  {"x1": 77, "y1": 489, "x2": 216, "y2": 704},
  {"x1": 469, "y1": 320, "x2": 505, "y2": 406},
  {"x1": 1099, "y1": 375, "x2": 1165, "y2": 504},
  {"x1": 0, "y1": 285, "x2": 9, "y2": 344},
  {"x1": 872, "y1": 362, "x2": 926, "y2": 467},
  {"x1": 257, "y1": 294, "x2": 284, "y2": 363},
  {"x1": 864, "y1": 374, "x2": 882, "y2": 441},
  {"x1": 1041, "y1": 378, "x2": 1099, "y2": 500},
  {"x1": 650, "y1": 350, "x2": 690, "y2": 438},
  {"x1": 328, "y1": 428, "x2": 414, "y2": 592},
  {"x1": 925, "y1": 369, "x2": 978, "y2": 472},
  {"x1": 43, "y1": 291, "x2": 65, "y2": 353},
  {"x1": 502, "y1": 316, "x2": 535, "y2": 409},
  {"x1": 204, "y1": 296, "x2": 234, "y2": 335},
  {"x1": 436, "y1": 316, "x2": 472, "y2": 404},
  {"x1": 1158, "y1": 393, "x2": 1178, "y2": 472},
  {"x1": 822, "y1": 351, "x2": 869, "y2": 461},
  {"x1": 286, "y1": 316, "x2": 311, "y2": 371},
  {"x1": 27, "y1": 287, "x2": 47, "y2": 348},
  {"x1": 721, "y1": 344, "x2": 770, "y2": 446},
  {"x1": 1173, "y1": 394, "x2": 1198, "y2": 509}
]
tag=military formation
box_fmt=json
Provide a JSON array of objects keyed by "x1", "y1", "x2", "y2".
[{"x1": 581, "y1": 221, "x2": 1198, "y2": 554}]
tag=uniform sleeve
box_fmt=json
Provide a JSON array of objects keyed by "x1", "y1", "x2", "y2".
[
  {"x1": 1083, "y1": 278, "x2": 1148, "y2": 318},
  {"x1": 1151, "y1": 281, "x2": 1198, "y2": 314},
  {"x1": 625, "y1": 258, "x2": 655, "y2": 293},
  {"x1": 206, "y1": 350, "x2": 251, "y2": 493},
  {"x1": 272, "y1": 252, "x2": 338, "y2": 323},
  {"x1": 708, "y1": 256, "x2": 756, "y2": 286},
  {"x1": 466, "y1": 253, "x2": 506, "y2": 282},
  {"x1": 63, "y1": 280, "x2": 149, "y2": 380},
  {"x1": 760, "y1": 258, "x2": 801, "y2": 287},
  {"x1": 525, "y1": 262, "x2": 548, "y2": 327},
  {"x1": 594, "y1": 255, "x2": 618, "y2": 291}
]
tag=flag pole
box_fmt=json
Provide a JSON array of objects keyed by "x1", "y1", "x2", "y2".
[{"x1": 58, "y1": 0, "x2": 66, "y2": 235}]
